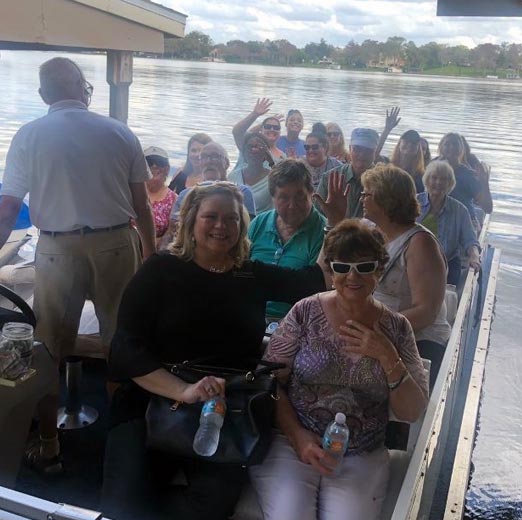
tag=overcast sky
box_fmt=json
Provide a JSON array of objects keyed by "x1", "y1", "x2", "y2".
[{"x1": 162, "y1": 0, "x2": 522, "y2": 48}]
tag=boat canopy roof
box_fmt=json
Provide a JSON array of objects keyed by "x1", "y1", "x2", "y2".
[{"x1": 0, "y1": 0, "x2": 187, "y2": 53}]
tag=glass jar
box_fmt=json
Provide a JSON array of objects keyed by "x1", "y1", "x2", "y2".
[{"x1": 1, "y1": 322, "x2": 34, "y2": 370}]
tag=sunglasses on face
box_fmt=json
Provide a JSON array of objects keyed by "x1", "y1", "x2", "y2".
[
  {"x1": 330, "y1": 261, "x2": 379, "y2": 275},
  {"x1": 327, "y1": 132, "x2": 341, "y2": 138},
  {"x1": 304, "y1": 144, "x2": 321, "y2": 151},
  {"x1": 263, "y1": 123, "x2": 281, "y2": 131},
  {"x1": 247, "y1": 143, "x2": 267, "y2": 151}
]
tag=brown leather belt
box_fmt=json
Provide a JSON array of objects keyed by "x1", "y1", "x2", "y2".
[{"x1": 40, "y1": 222, "x2": 129, "y2": 237}]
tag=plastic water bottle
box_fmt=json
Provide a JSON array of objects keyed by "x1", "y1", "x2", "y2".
[
  {"x1": 322, "y1": 412, "x2": 350, "y2": 475},
  {"x1": 193, "y1": 396, "x2": 227, "y2": 457}
]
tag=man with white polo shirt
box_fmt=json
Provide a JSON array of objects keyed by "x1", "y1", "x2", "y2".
[{"x1": 0, "y1": 57, "x2": 155, "y2": 473}]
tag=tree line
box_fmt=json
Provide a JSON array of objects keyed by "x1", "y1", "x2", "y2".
[{"x1": 163, "y1": 31, "x2": 522, "y2": 74}]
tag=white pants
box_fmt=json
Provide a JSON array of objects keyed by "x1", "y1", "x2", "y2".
[{"x1": 249, "y1": 433, "x2": 390, "y2": 520}]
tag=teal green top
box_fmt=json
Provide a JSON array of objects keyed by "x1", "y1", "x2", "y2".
[
  {"x1": 421, "y1": 212, "x2": 438, "y2": 237},
  {"x1": 248, "y1": 207, "x2": 326, "y2": 319}
]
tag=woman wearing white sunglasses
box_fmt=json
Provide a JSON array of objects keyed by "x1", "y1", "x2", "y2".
[{"x1": 250, "y1": 219, "x2": 428, "y2": 520}]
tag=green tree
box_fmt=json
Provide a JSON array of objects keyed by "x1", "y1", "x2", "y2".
[{"x1": 383, "y1": 36, "x2": 406, "y2": 65}]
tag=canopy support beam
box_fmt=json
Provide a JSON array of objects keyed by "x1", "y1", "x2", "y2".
[{"x1": 107, "y1": 50, "x2": 133, "y2": 124}]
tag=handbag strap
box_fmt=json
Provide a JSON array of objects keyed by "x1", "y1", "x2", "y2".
[{"x1": 164, "y1": 357, "x2": 285, "y2": 379}]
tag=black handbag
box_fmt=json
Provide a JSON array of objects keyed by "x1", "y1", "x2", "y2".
[{"x1": 145, "y1": 357, "x2": 285, "y2": 466}]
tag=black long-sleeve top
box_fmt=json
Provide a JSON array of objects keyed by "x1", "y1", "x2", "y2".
[{"x1": 108, "y1": 253, "x2": 325, "y2": 422}]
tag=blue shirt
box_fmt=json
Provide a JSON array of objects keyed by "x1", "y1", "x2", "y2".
[
  {"x1": 248, "y1": 207, "x2": 326, "y2": 318},
  {"x1": 417, "y1": 192, "x2": 479, "y2": 261},
  {"x1": 276, "y1": 136, "x2": 306, "y2": 158}
]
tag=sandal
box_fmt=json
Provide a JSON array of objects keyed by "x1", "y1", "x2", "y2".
[{"x1": 24, "y1": 440, "x2": 63, "y2": 476}]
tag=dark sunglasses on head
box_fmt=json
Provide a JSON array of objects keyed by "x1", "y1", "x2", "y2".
[
  {"x1": 327, "y1": 132, "x2": 341, "y2": 138},
  {"x1": 263, "y1": 123, "x2": 281, "y2": 131},
  {"x1": 304, "y1": 144, "x2": 321, "y2": 151},
  {"x1": 330, "y1": 261, "x2": 379, "y2": 275}
]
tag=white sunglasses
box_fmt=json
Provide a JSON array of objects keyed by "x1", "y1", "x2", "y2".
[{"x1": 330, "y1": 261, "x2": 379, "y2": 275}]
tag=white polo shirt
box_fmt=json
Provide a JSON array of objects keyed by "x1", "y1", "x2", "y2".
[{"x1": 1, "y1": 100, "x2": 151, "y2": 232}]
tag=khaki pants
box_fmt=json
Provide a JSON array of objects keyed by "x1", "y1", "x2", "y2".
[{"x1": 33, "y1": 227, "x2": 141, "y2": 360}]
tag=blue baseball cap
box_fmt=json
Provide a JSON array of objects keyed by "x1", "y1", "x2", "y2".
[{"x1": 350, "y1": 128, "x2": 379, "y2": 150}]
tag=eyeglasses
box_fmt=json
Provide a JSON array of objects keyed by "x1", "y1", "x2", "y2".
[
  {"x1": 247, "y1": 143, "x2": 267, "y2": 151},
  {"x1": 360, "y1": 192, "x2": 373, "y2": 199},
  {"x1": 327, "y1": 132, "x2": 341, "y2": 138},
  {"x1": 330, "y1": 261, "x2": 379, "y2": 275},
  {"x1": 304, "y1": 144, "x2": 321, "y2": 152},
  {"x1": 84, "y1": 81, "x2": 94, "y2": 97},
  {"x1": 200, "y1": 153, "x2": 225, "y2": 162},
  {"x1": 263, "y1": 124, "x2": 281, "y2": 131}
]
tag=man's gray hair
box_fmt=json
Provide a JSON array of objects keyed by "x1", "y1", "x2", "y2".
[
  {"x1": 202, "y1": 141, "x2": 229, "y2": 161},
  {"x1": 39, "y1": 57, "x2": 84, "y2": 104}
]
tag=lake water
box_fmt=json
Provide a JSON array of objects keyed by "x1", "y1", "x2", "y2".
[{"x1": 1, "y1": 51, "x2": 521, "y2": 518}]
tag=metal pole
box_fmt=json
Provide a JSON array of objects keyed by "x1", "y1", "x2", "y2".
[{"x1": 106, "y1": 50, "x2": 133, "y2": 124}]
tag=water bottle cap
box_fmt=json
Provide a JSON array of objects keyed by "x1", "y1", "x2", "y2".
[{"x1": 335, "y1": 412, "x2": 346, "y2": 424}]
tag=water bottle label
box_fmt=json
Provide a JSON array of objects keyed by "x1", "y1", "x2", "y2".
[
  {"x1": 202, "y1": 398, "x2": 226, "y2": 417},
  {"x1": 322, "y1": 435, "x2": 347, "y2": 453}
]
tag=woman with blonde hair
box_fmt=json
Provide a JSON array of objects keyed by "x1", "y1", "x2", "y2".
[
  {"x1": 103, "y1": 180, "x2": 348, "y2": 520},
  {"x1": 361, "y1": 163, "x2": 450, "y2": 390},
  {"x1": 326, "y1": 122, "x2": 350, "y2": 163},
  {"x1": 390, "y1": 130, "x2": 425, "y2": 193}
]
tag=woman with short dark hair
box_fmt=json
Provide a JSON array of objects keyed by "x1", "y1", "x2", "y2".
[
  {"x1": 249, "y1": 159, "x2": 326, "y2": 319},
  {"x1": 250, "y1": 219, "x2": 428, "y2": 520},
  {"x1": 303, "y1": 132, "x2": 343, "y2": 190}
]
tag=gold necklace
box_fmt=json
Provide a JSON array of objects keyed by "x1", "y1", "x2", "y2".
[{"x1": 208, "y1": 264, "x2": 227, "y2": 273}]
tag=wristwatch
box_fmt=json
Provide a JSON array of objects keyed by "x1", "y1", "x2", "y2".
[{"x1": 387, "y1": 371, "x2": 407, "y2": 391}]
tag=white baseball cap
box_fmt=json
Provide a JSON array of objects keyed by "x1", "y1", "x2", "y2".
[{"x1": 143, "y1": 146, "x2": 169, "y2": 160}]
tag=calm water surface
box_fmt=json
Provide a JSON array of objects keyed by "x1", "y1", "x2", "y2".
[{"x1": 0, "y1": 51, "x2": 521, "y2": 518}]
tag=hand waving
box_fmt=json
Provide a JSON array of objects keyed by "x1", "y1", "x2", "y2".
[
  {"x1": 313, "y1": 170, "x2": 350, "y2": 226},
  {"x1": 253, "y1": 98, "x2": 273, "y2": 117},
  {"x1": 384, "y1": 106, "x2": 401, "y2": 133}
]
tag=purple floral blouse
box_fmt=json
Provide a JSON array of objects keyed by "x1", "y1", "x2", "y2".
[{"x1": 264, "y1": 294, "x2": 428, "y2": 455}]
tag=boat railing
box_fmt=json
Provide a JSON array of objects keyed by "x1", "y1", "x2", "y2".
[
  {"x1": 390, "y1": 215, "x2": 497, "y2": 519},
  {"x1": 442, "y1": 247, "x2": 500, "y2": 519}
]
